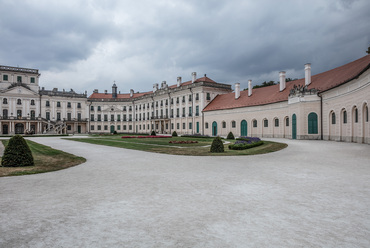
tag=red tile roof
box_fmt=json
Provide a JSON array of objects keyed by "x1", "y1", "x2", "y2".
[
  {"x1": 88, "y1": 76, "x2": 218, "y2": 99},
  {"x1": 203, "y1": 55, "x2": 370, "y2": 112}
]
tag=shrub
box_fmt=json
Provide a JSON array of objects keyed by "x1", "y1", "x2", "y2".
[
  {"x1": 227, "y1": 132, "x2": 235, "y2": 140},
  {"x1": 150, "y1": 130, "x2": 156, "y2": 136},
  {"x1": 113, "y1": 131, "x2": 118, "y2": 135},
  {"x1": 172, "y1": 131, "x2": 178, "y2": 137},
  {"x1": 1, "y1": 135, "x2": 34, "y2": 167},
  {"x1": 229, "y1": 140, "x2": 264, "y2": 150},
  {"x1": 210, "y1": 137, "x2": 224, "y2": 153},
  {"x1": 181, "y1": 134, "x2": 211, "y2": 138}
]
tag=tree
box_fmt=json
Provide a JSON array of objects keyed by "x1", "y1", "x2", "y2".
[
  {"x1": 1, "y1": 135, "x2": 34, "y2": 167},
  {"x1": 227, "y1": 132, "x2": 235, "y2": 140}
]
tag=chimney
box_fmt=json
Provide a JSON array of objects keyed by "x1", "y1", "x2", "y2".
[
  {"x1": 104, "y1": 90, "x2": 107, "y2": 94},
  {"x1": 93, "y1": 89, "x2": 98, "y2": 93},
  {"x1": 248, "y1": 80, "x2": 252, "y2": 96},
  {"x1": 161, "y1": 81, "x2": 167, "y2": 89},
  {"x1": 305, "y1": 63, "x2": 311, "y2": 86},
  {"x1": 279, "y1": 71, "x2": 286, "y2": 91},
  {"x1": 130, "y1": 89, "x2": 134, "y2": 97},
  {"x1": 177, "y1": 77, "x2": 182, "y2": 87},
  {"x1": 192, "y1": 72, "x2": 196, "y2": 83},
  {"x1": 235, "y1": 83, "x2": 240, "y2": 99}
]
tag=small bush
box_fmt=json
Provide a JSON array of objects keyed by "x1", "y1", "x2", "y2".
[
  {"x1": 113, "y1": 131, "x2": 118, "y2": 135},
  {"x1": 150, "y1": 130, "x2": 156, "y2": 136},
  {"x1": 2, "y1": 135, "x2": 34, "y2": 167},
  {"x1": 210, "y1": 137, "x2": 224, "y2": 153},
  {"x1": 172, "y1": 131, "x2": 178, "y2": 137},
  {"x1": 228, "y1": 140, "x2": 264, "y2": 150},
  {"x1": 227, "y1": 132, "x2": 235, "y2": 140}
]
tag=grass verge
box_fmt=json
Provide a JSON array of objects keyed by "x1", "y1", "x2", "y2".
[
  {"x1": 66, "y1": 136, "x2": 287, "y2": 156},
  {"x1": 0, "y1": 140, "x2": 86, "y2": 177}
]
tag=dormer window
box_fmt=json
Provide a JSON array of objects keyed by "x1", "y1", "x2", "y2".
[
  {"x1": 17, "y1": 76, "x2": 22, "y2": 83},
  {"x1": 30, "y1": 77, "x2": 35, "y2": 83},
  {"x1": 3, "y1": 75, "x2": 8, "y2": 81}
]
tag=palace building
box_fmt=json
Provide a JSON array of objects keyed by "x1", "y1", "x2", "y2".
[{"x1": 0, "y1": 54, "x2": 369, "y2": 144}]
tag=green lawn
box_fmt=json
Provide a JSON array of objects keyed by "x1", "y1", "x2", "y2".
[
  {"x1": 67, "y1": 135, "x2": 287, "y2": 156},
  {"x1": 0, "y1": 140, "x2": 86, "y2": 177}
]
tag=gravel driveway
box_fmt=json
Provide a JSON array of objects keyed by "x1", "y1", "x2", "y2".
[{"x1": 1, "y1": 137, "x2": 370, "y2": 248}]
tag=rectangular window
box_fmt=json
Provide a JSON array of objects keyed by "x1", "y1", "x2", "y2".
[
  {"x1": 91, "y1": 125, "x2": 95, "y2": 130},
  {"x1": 104, "y1": 125, "x2": 108, "y2": 130},
  {"x1": 123, "y1": 125, "x2": 127, "y2": 130},
  {"x1": 206, "y1": 93, "x2": 211, "y2": 100},
  {"x1": 232, "y1": 121, "x2": 236, "y2": 128},
  {"x1": 30, "y1": 77, "x2": 35, "y2": 83},
  {"x1": 67, "y1": 113, "x2": 72, "y2": 121},
  {"x1": 196, "y1": 106, "x2": 199, "y2": 116},
  {"x1": 90, "y1": 114, "x2": 94, "y2": 121},
  {"x1": 189, "y1": 107, "x2": 192, "y2": 117},
  {"x1": 104, "y1": 115, "x2": 108, "y2": 121},
  {"x1": 196, "y1": 93, "x2": 199, "y2": 100},
  {"x1": 176, "y1": 108, "x2": 179, "y2": 117},
  {"x1": 182, "y1": 107, "x2": 185, "y2": 117},
  {"x1": 67, "y1": 102, "x2": 71, "y2": 108},
  {"x1": 97, "y1": 114, "x2": 101, "y2": 121},
  {"x1": 205, "y1": 122, "x2": 209, "y2": 129},
  {"x1": 57, "y1": 102, "x2": 61, "y2": 108},
  {"x1": 117, "y1": 114, "x2": 121, "y2": 121},
  {"x1": 67, "y1": 125, "x2": 72, "y2": 131},
  {"x1": 77, "y1": 113, "x2": 81, "y2": 121},
  {"x1": 91, "y1": 105, "x2": 94, "y2": 111},
  {"x1": 3, "y1": 75, "x2": 8, "y2": 81},
  {"x1": 189, "y1": 95, "x2": 192, "y2": 101},
  {"x1": 46, "y1": 112, "x2": 50, "y2": 120},
  {"x1": 98, "y1": 106, "x2": 101, "y2": 111},
  {"x1": 77, "y1": 103, "x2": 81, "y2": 108},
  {"x1": 111, "y1": 114, "x2": 114, "y2": 121},
  {"x1": 171, "y1": 123, "x2": 174, "y2": 129},
  {"x1": 123, "y1": 114, "x2": 127, "y2": 121},
  {"x1": 129, "y1": 125, "x2": 132, "y2": 130},
  {"x1": 177, "y1": 123, "x2": 180, "y2": 129},
  {"x1": 189, "y1": 122, "x2": 192, "y2": 129},
  {"x1": 57, "y1": 112, "x2": 61, "y2": 121},
  {"x1": 183, "y1": 123, "x2": 185, "y2": 129},
  {"x1": 17, "y1": 76, "x2": 22, "y2": 83},
  {"x1": 98, "y1": 125, "x2": 101, "y2": 130},
  {"x1": 46, "y1": 101, "x2": 50, "y2": 107},
  {"x1": 117, "y1": 125, "x2": 121, "y2": 130},
  {"x1": 166, "y1": 123, "x2": 168, "y2": 129}
]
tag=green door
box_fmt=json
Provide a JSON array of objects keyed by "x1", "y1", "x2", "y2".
[
  {"x1": 241, "y1": 120, "x2": 248, "y2": 136},
  {"x1": 110, "y1": 125, "x2": 115, "y2": 133},
  {"x1": 292, "y1": 114, "x2": 297, "y2": 139},
  {"x1": 196, "y1": 122, "x2": 199, "y2": 133},
  {"x1": 212, "y1": 121, "x2": 217, "y2": 136}
]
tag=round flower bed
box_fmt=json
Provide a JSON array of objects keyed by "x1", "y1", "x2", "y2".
[
  {"x1": 228, "y1": 136, "x2": 263, "y2": 150},
  {"x1": 169, "y1": 140, "x2": 198, "y2": 144}
]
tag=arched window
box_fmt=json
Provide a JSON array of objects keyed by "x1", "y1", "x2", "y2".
[
  {"x1": 231, "y1": 121, "x2": 236, "y2": 128},
  {"x1": 343, "y1": 110, "x2": 347, "y2": 124},
  {"x1": 365, "y1": 105, "x2": 369, "y2": 122},
  {"x1": 222, "y1": 121, "x2": 226, "y2": 128},
  {"x1": 31, "y1": 99, "x2": 35, "y2": 105},
  {"x1": 308, "y1": 112, "x2": 318, "y2": 134},
  {"x1": 17, "y1": 99, "x2": 22, "y2": 105},
  {"x1": 253, "y1": 119, "x2": 257, "y2": 128},
  {"x1": 274, "y1": 118, "x2": 279, "y2": 127},
  {"x1": 331, "y1": 112, "x2": 336, "y2": 124},
  {"x1": 263, "y1": 119, "x2": 268, "y2": 127},
  {"x1": 285, "y1": 117, "x2": 289, "y2": 126},
  {"x1": 354, "y1": 107, "x2": 358, "y2": 123},
  {"x1": 3, "y1": 98, "x2": 7, "y2": 104}
]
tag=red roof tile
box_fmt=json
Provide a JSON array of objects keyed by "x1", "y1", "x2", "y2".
[{"x1": 203, "y1": 55, "x2": 370, "y2": 112}]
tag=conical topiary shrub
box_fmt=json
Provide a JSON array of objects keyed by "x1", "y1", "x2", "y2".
[
  {"x1": 151, "y1": 130, "x2": 156, "y2": 136},
  {"x1": 172, "y1": 131, "x2": 178, "y2": 137},
  {"x1": 1, "y1": 135, "x2": 34, "y2": 167},
  {"x1": 210, "y1": 137, "x2": 224, "y2": 153},
  {"x1": 227, "y1": 131, "x2": 235, "y2": 140}
]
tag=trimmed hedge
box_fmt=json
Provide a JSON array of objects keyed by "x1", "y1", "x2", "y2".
[
  {"x1": 181, "y1": 134, "x2": 211, "y2": 138},
  {"x1": 1, "y1": 135, "x2": 34, "y2": 167},
  {"x1": 228, "y1": 140, "x2": 264, "y2": 150},
  {"x1": 172, "y1": 131, "x2": 178, "y2": 137},
  {"x1": 227, "y1": 132, "x2": 235, "y2": 140},
  {"x1": 210, "y1": 137, "x2": 224, "y2": 153},
  {"x1": 150, "y1": 130, "x2": 156, "y2": 136}
]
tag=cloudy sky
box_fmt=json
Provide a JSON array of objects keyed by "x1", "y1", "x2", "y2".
[{"x1": 1, "y1": 0, "x2": 369, "y2": 94}]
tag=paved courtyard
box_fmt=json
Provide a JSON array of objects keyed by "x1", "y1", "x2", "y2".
[{"x1": 1, "y1": 137, "x2": 370, "y2": 247}]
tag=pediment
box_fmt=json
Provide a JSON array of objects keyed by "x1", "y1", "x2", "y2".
[
  {"x1": 2, "y1": 86, "x2": 38, "y2": 96},
  {"x1": 103, "y1": 105, "x2": 121, "y2": 112}
]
